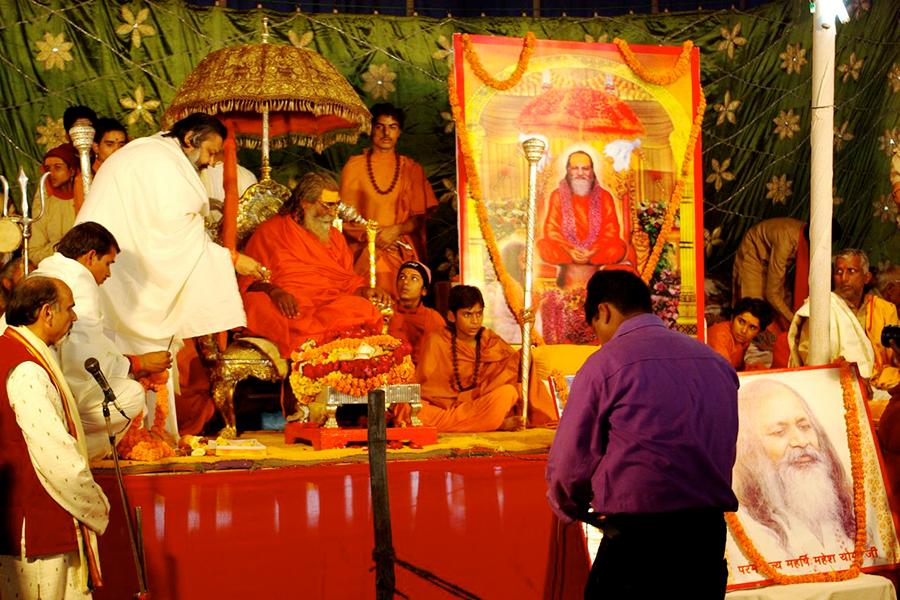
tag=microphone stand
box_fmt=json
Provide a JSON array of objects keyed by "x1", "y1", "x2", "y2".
[{"x1": 101, "y1": 391, "x2": 151, "y2": 599}]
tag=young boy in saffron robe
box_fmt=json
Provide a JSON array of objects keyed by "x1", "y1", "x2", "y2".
[
  {"x1": 416, "y1": 285, "x2": 521, "y2": 432},
  {"x1": 387, "y1": 261, "x2": 444, "y2": 364},
  {"x1": 706, "y1": 297, "x2": 773, "y2": 370}
]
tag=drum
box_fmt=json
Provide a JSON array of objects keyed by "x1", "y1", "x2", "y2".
[{"x1": 0, "y1": 217, "x2": 22, "y2": 253}]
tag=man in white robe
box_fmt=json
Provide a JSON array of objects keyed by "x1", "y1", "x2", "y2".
[
  {"x1": 34, "y1": 222, "x2": 171, "y2": 459},
  {"x1": 76, "y1": 113, "x2": 266, "y2": 438}
]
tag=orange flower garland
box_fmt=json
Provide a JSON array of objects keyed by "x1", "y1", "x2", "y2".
[
  {"x1": 290, "y1": 334, "x2": 415, "y2": 402},
  {"x1": 117, "y1": 372, "x2": 176, "y2": 461},
  {"x1": 549, "y1": 369, "x2": 570, "y2": 406},
  {"x1": 725, "y1": 362, "x2": 867, "y2": 584},
  {"x1": 609, "y1": 38, "x2": 703, "y2": 282},
  {"x1": 448, "y1": 68, "x2": 543, "y2": 344},
  {"x1": 613, "y1": 39, "x2": 694, "y2": 86},
  {"x1": 461, "y1": 32, "x2": 536, "y2": 91},
  {"x1": 639, "y1": 91, "x2": 706, "y2": 282}
]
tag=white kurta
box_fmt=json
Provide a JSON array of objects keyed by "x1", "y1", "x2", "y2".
[
  {"x1": 76, "y1": 133, "x2": 245, "y2": 355},
  {"x1": 1, "y1": 326, "x2": 109, "y2": 597},
  {"x1": 789, "y1": 291, "x2": 875, "y2": 377},
  {"x1": 34, "y1": 254, "x2": 146, "y2": 459}
]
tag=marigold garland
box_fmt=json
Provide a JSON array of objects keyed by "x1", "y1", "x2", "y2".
[
  {"x1": 549, "y1": 369, "x2": 569, "y2": 406},
  {"x1": 461, "y1": 32, "x2": 536, "y2": 91},
  {"x1": 117, "y1": 372, "x2": 175, "y2": 461},
  {"x1": 613, "y1": 39, "x2": 694, "y2": 86},
  {"x1": 725, "y1": 362, "x2": 867, "y2": 584},
  {"x1": 448, "y1": 68, "x2": 543, "y2": 344},
  {"x1": 639, "y1": 91, "x2": 706, "y2": 283},
  {"x1": 289, "y1": 334, "x2": 415, "y2": 402}
]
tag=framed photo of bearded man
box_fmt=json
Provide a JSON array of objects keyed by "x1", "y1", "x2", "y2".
[
  {"x1": 725, "y1": 364, "x2": 900, "y2": 589},
  {"x1": 452, "y1": 34, "x2": 704, "y2": 346}
]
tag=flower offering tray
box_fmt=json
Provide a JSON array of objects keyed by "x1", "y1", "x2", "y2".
[{"x1": 284, "y1": 383, "x2": 437, "y2": 450}]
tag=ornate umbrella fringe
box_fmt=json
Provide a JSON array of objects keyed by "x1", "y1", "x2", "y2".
[
  {"x1": 167, "y1": 98, "x2": 370, "y2": 129},
  {"x1": 236, "y1": 130, "x2": 361, "y2": 153}
]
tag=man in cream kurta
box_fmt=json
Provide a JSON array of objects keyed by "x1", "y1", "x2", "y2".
[
  {"x1": 34, "y1": 223, "x2": 166, "y2": 459},
  {"x1": 76, "y1": 114, "x2": 266, "y2": 438},
  {"x1": 0, "y1": 277, "x2": 109, "y2": 599}
]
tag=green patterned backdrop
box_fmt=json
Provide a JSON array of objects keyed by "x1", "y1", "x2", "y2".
[{"x1": 0, "y1": 0, "x2": 897, "y2": 281}]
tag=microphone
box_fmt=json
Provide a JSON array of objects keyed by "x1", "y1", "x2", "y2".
[{"x1": 84, "y1": 358, "x2": 130, "y2": 421}]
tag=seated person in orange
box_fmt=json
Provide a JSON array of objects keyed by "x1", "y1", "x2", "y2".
[
  {"x1": 416, "y1": 285, "x2": 521, "y2": 432},
  {"x1": 239, "y1": 172, "x2": 390, "y2": 357},
  {"x1": 537, "y1": 151, "x2": 630, "y2": 289},
  {"x1": 706, "y1": 297, "x2": 773, "y2": 370},
  {"x1": 387, "y1": 261, "x2": 444, "y2": 364}
]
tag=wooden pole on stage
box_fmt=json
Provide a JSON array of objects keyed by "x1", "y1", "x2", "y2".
[{"x1": 367, "y1": 388, "x2": 396, "y2": 599}]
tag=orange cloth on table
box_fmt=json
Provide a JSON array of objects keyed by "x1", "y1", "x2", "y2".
[
  {"x1": 387, "y1": 303, "x2": 445, "y2": 365},
  {"x1": 416, "y1": 327, "x2": 521, "y2": 432},
  {"x1": 239, "y1": 214, "x2": 383, "y2": 357},
  {"x1": 339, "y1": 154, "x2": 438, "y2": 297},
  {"x1": 537, "y1": 187, "x2": 629, "y2": 267},
  {"x1": 706, "y1": 320, "x2": 748, "y2": 370},
  {"x1": 174, "y1": 339, "x2": 216, "y2": 436}
]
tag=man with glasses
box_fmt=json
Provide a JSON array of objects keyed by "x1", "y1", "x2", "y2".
[{"x1": 240, "y1": 172, "x2": 390, "y2": 357}]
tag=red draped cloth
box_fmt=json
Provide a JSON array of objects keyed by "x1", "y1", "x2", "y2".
[{"x1": 239, "y1": 215, "x2": 383, "y2": 357}]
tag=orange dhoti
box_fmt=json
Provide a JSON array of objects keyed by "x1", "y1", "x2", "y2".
[
  {"x1": 239, "y1": 214, "x2": 383, "y2": 357},
  {"x1": 416, "y1": 328, "x2": 521, "y2": 432}
]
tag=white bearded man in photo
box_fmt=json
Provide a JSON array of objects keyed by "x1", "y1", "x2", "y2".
[
  {"x1": 0, "y1": 277, "x2": 109, "y2": 599},
  {"x1": 76, "y1": 112, "x2": 266, "y2": 439},
  {"x1": 729, "y1": 378, "x2": 855, "y2": 562}
]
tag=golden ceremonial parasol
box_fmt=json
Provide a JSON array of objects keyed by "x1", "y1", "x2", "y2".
[{"x1": 164, "y1": 19, "x2": 371, "y2": 246}]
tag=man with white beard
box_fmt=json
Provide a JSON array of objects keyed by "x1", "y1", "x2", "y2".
[
  {"x1": 730, "y1": 378, "x2": 855, "y2": 562},
  {"x1": 537, "y1": 150, "x2": 631, "y2": 289},
  {"x1": 238, "y1": 172, "x2": 390, "y2": 359}
]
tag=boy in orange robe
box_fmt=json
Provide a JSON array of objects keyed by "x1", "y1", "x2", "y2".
[
  {"x1": 706, "y1": 297, "x2": 773, "y2": 370},
  {"x1": 387, "y1": 261, "x2": 444, "y2": 364},
  {"x1": 416, "y1": 285, "x2": 521, "y2": 432},
  {"x1": 239, "y1": 172, "x2": 390, "y2": 357},
  {"x1": 339, "y1": 103, "x2": 438, "y2": 297}
]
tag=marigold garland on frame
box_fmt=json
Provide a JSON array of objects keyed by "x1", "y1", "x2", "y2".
[
  {"x1": 460, "y1": 32, "x2": 536, "y2": 91},
  {"x1": 724, "y1": 361, "x2": 867, "y2": 585}
]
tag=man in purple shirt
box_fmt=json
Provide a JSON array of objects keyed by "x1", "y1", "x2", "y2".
[{"x1": 546, "y1": 270, "x2": 739, "y2": 598}]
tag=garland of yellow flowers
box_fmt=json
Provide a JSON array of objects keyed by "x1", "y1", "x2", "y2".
[
  {"x1": 448, "y1": 68, "x2": 543, "y2": 344},
  {"x1": 461, "y1": 32, "x2": 536, "y2": 90},
  {"x1": 117, "y1": 374, "x2": 175, "y2": 461},
  {"x1": 613, "y1": 39, "x2": 694, "y2": 86},
  {"x1": 724, "y1": 361, "x2": 867, "y2": 584},
  {"x1": 612, "y1": 38, "x2": 704, "y2": 283},
  {"x1": 549, "y1": 369, "x2": 570, "y2": 406}
]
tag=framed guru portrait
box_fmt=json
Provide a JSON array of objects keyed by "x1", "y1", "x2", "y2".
[
  {"x1": 451, "y1": 34, "x2": 705, "y2": 345},
  {"x1": 726, "y1": 364, "x2": 900, "y2": 589}
]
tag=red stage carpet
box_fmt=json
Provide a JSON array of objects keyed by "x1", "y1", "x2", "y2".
[{"x1": 91, "y1": 431, "x2": 590, "y2": 599}]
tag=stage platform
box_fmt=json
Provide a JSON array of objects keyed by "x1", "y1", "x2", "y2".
[{"x1": 90, "y1": 428, "x2": 591, "y2": 600}]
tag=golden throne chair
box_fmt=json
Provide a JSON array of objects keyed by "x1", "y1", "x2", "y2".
[{"x1": 198, "y1": 178, "x2": 290, "y2": 438}]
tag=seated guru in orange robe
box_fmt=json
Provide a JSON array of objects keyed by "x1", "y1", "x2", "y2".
[
  {"x1": 416, "y1": 285, "x2": 521, "y2": 432},
  {"x1": 387, "y1": 261, "x2": 444, "y2": 364},
  {"x1": 537, "y1": 151, "x2": 631, "y2": 289},
  {"x1": 706, "y1": 297, "x2": 773, "y2": 370},
  {"x1": 339, "y1": 103, "x2": 438, "y2": 298},
  {"x1": 239, "y1": 172, "x2": 390, "y2": 357}
]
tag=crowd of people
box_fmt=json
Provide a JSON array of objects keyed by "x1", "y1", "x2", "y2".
[{"x1": 1, "y1": 100, "x2": 898, "y2": 598}]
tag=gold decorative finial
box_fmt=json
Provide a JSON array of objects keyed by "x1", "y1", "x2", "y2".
[{"x1": 261, "y1": 16, "x2": 269, "y2": 44}]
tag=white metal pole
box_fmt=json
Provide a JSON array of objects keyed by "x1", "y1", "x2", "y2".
[
  {"x1": 520, "y1": 138, "x2": 545, "y2": 428},
  {"x1": 807, "y1": 2, "x2": 846, "y2": 364}
]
